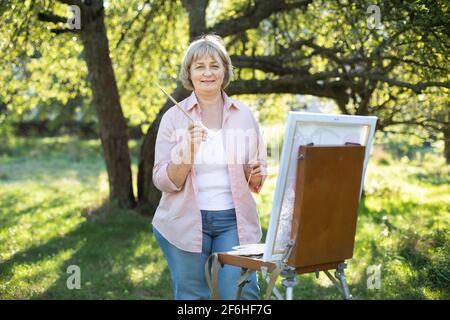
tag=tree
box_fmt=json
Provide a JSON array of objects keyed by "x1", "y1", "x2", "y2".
[
  {"x1": 2, "y1": 0, "x2": 183, "y2": 210},
  {"x1": 2, "y1": 0, "x2": 448, "y2": 213},
  {"x1": 137, "y1": 0, "x2": 450, "y2": 209},
  {"x1": 36, "y1": 0, "x2": 136, "y2": 207}
]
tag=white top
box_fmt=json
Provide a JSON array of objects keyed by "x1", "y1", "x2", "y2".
[{"x1": 194, "y1": 129, "x2": 234, "y2": 211}]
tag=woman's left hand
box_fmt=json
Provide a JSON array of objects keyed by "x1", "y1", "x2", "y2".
[{"x1": 244, "y1": 161, "x2": 266, "y2": 192}]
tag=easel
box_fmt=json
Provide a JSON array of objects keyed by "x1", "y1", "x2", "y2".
[{"x1": 206, "y1": 144, "x2": 366, "y2": 300}]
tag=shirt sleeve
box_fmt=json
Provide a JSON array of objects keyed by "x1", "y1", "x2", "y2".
[{"x1": 152, "y1": 110, "x2": 183, "y2": 193}]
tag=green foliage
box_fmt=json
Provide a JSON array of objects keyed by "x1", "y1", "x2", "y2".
[
  {"x1": 1, "y1": 0, "x2": 448, "y2": 143},
  {"x1": 375, "y1": 130, "x2": 442, "y2": 161},
  {"x1": 0, "y1": 1, "x2": 91, "y2": 135},
  {"x1": 0, "y1": 0, "x2": 187, "y2": 134},
  {"x1": 106, "y1": 0, "x2": 188, "y2": 128}
]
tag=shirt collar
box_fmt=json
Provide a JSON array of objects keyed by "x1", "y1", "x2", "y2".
[{"x1": 185, "y1": 91, "x2": 239, "y2": 112}]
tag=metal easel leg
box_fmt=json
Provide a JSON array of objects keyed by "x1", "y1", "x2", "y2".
[
  {"x1": 335, "y1": 263, "x2": 353, "y2": 300},
  {"x1": 323, "y1": 263, "x2": 353, "y2": 300},
  {"x1": 281, "y1": 267, "x2": 298, "y2": 300}
]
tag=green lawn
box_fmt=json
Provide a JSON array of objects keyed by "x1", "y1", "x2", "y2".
[{"x1": 0, "y1": 136, "x2": 448, "y2": 299}]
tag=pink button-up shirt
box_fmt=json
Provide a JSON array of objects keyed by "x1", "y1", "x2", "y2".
[{"x1": 152, "y1": 91, "x2": 267, "y2": 253}]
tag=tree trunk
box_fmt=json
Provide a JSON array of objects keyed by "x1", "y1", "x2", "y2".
[
  {"x1": 181, "y1": 0, "x2": 208, "y2": 40},
  {"x1": 80, "y1": 1, "x2": 135, "y2": 208},
  {"x1": 444, "y1": 126, "x2": 450, "y2": 164},
  {"x1": 444, "y1": 106, "x2": 450, "y2": 164}
]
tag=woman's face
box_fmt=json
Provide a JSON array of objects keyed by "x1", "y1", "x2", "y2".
[{"x1": 189, "y1": 53, "x2": 225, "y2": 94}]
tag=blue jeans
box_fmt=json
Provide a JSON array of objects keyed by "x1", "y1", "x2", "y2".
[{"x1": 153, "y1": 208, "x2": 260, "y2": 300}]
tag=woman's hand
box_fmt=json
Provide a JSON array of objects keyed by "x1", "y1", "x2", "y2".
[
  {"x1": 167, "y1": 121, "x2": 207, "y2": 189},
  {"x1": 186, "y1": 120, "x2": 207, "y2": 164},
  {"x1": 244, "y1": 161, "x2": 266, "y2": 192}
]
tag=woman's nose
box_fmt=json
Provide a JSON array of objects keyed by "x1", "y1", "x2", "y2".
[{"x1": 203, "y1": 68, "x2": 213, "y2": 76}]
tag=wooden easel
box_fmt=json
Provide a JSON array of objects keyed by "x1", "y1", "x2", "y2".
[{"x1": 207, "y1": 144, "x2": 366, "y2": 300}]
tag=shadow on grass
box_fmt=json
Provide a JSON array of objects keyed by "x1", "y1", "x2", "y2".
[
  {"x1": 396, "y1": 228, "x2": 449, "y2": 296},
  {"x1": 409, "y1": 172, "x2": 450, "y2": 186},
  {"x1": 0, "y1": 192, "x2": 72, "y2": 229},
  {"x1": 0, "y1": 203, "x2": 173, "y2": 300}
]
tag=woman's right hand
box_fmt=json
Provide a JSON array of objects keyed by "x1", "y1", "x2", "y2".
[{"x1": 187, "y1": 120, "x2": 207, "y2": 164}]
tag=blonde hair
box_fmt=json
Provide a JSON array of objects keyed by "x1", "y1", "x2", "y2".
[{"x1": 179, "y1": 34, "x2": 234, "y2": 91}]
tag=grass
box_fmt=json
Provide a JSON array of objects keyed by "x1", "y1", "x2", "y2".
[{"x1": 0, "y1": 135, "x2": 448, "y2": 299}]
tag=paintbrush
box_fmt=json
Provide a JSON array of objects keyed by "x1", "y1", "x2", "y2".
[
  {"x1": 155, "y1": 82, "x2": 216, "y2": 139},
  {"x1": 247, "y1": 132, "x2": 261, "y2": 188},
  {"x1": 154, "y1": 82, "x2": 196, "y2": 123}
]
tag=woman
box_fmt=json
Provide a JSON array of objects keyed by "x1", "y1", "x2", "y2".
[{"x1": 152, "y1": 34, "x2": 267, "y2": 300}]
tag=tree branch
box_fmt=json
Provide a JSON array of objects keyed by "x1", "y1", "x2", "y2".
[
  {"x1": 56, "y1": 0, "x2": 81, "y2": 5},
  {"x1": 50, "y1": 28, "x2": 79, "y2": 34},
  {"x1": 227, "y1": 77, "x2": 349, "y2": 103},
  {"x1": 364, "y1": 75, "x2": 450, "y2": 93},
  {"x1": 230, "y1": 48, "x2": 450, "y2": 97},
  {"x1": 379, "y1": 119, "x2": 447, "y2": 132},
  {"x1": 230, "y1": 54, "x2": 310, "y2": 75},
  {"x1": 280, "y1": 38, "x2": 345, "y2": 64},
  {"x1": 114, "y1": 0, "x2": 152, "y2": 50},
  {"x1": 38, "y1": 12, "x2": 67, "y2": 24},
  {"x1": 123, "y1": 4, "x2": 162, "y2": 83},
  {"x1": 208, "y1": 0, "x2": 312, "y2": 37},
  {"x1": 383, "y1": 55, "x2": 448, "y2": 72}
]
